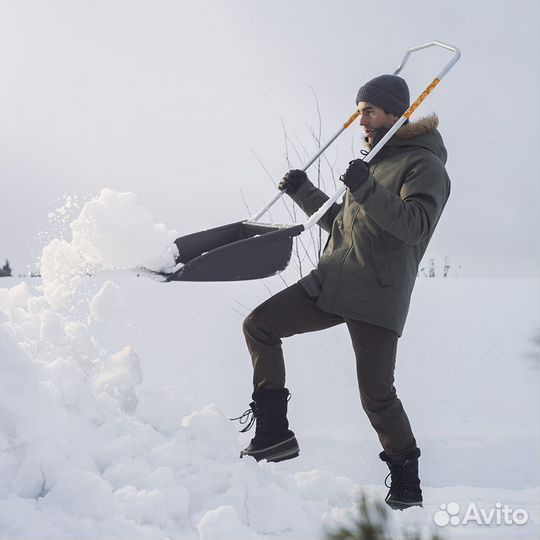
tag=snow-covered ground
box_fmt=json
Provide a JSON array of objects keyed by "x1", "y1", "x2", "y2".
[{"x1": 1, "y1": 190, "x2": 538, "y2": 539}]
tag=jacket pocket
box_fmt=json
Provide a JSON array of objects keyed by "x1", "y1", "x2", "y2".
[{"x1": 370, "y1": 237, "x2": 393, "y2": 287}]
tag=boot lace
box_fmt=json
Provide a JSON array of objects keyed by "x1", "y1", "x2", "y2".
[
  {"x1": 230, "y1": 404, "x2": 256, "y2": 433},
  {"x1": 230, "y1": 392, "x2": 292, "y2": 434},
  {"x1": 385, "y1": 462, "x2": 413, "y2": 495}
]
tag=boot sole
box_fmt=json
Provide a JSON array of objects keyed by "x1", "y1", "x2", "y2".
[
  {"x1": 385, "y1": 498, "x2": 423, "y2": 511},
  {"x1": 240, "y1": 435, "x2": 300, "y2": 463}
]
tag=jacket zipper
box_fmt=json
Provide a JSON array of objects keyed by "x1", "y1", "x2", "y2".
[{"x1": 328, "y1": 203, "x2": 361, "y2": 306}]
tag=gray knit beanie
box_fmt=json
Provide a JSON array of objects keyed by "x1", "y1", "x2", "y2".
[{"x1": 355, "y1": 74, "x2": 410, "y2": 117}]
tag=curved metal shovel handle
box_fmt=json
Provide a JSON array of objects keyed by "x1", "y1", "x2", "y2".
[
  {"x1": 394, "y1": 40, "x2": 461, "y2": 79},
  {"x1": 251, "y1": 41, "x2": 460, "y2": 223}
]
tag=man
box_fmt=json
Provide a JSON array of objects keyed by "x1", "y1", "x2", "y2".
[{"x1": 234, "y1": 74, "x2": 451, "y2": 510}]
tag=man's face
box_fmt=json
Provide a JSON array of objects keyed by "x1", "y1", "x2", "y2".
[{"x1": 357, "y1": 102, "x2": 399, "y2": 144}]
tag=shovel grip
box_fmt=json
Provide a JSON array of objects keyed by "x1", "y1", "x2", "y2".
[
  {"x1": 343, "y1": 110, "x2": 361, "y2": 129},
  {"x1": 404, "y1": 77, "x2": 440, "y2": 119}
]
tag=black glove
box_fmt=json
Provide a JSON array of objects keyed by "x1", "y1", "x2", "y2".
[
  {"x1": 278, "y1": 169, "x2": 308, "y2": 195},
  {"x1": 339, "y1": 159, "x2": 370, "y2": 192}
]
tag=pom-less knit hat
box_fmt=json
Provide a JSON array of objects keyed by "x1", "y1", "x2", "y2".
[{"x1": 355, "y1": 74, "x2": 410, "y2": 117}]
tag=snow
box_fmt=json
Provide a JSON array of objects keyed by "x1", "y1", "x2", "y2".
[
  {"x1": 197, "y1": 506, "x2": 259, "y2": 540},
  {"x1": 0, "y1": 189, "x2": 538, "y2": 539},
  {"x1": 70, "y1": 188, "x2": 179, "y2": 273}
]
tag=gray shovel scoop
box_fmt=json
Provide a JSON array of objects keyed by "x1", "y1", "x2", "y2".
[{"x1": 167, "y1": 41, "x2": 460, "y2": 282}]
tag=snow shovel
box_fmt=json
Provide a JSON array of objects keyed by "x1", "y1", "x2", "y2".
[{"x1": 167, "y1": 40, "x2": 461, "y2": 282}]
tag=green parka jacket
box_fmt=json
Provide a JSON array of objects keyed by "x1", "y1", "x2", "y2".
[{"x1": 290, "y1": 114, "x2": 450, "y2": 336}]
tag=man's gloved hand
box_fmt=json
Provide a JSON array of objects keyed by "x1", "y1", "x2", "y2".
[
  {"x1": 278, "y1": 169, "x2": 308, "y2": 195},
  {"x1": 339, "y1": 159, "x2": 370, "y2": 192}
]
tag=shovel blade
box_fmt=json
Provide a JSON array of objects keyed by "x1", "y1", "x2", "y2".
[{"x1": 167, "y1": 222, "x2": 303, "y2": 282}]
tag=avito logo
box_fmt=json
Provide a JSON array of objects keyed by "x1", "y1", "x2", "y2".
[{"x1": 434, "y1": 502, "x2": 528, "y2": 527}]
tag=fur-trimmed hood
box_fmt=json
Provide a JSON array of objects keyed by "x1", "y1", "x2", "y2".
[
  {"x1": 392, "y1": 113, "x2": 447, "y2": 164},
  {"x1": 369, "y1": 113, "x2": 447, "y2": 164},
  {"x1": 396, "y1": 113, "x2": 439, "y2": 139}
]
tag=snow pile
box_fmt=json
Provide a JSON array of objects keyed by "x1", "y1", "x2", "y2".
[
  {"x1": 1, "y1": 189, "x2": 538, "y2": 539},
  {"x1": 197, "y1": 506, "x2": 259, "y2": 540},
  {"x1": 1, "y1": 190, "x2": 416, "y2": 539},
  {"x1": 0, "y1": 279, "x2": 376, "y2": 539}
]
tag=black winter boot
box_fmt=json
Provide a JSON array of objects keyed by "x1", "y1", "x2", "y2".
[
  {"x1": 232, "y1": 388, "x2": 299, "y2": 463},
  {"x1": 379, "y1": 448, "x2": 423, "y2": 510}
]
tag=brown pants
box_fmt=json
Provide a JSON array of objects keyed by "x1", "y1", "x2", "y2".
[{"x1": 242, "y1": 283, "x2": 418, "y2": 461}]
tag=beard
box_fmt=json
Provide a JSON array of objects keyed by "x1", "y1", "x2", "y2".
[{"x1": 365, "y1": 126, "x2": 390, "y2": 149}]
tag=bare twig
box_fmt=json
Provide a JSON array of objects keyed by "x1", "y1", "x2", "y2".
[
  {"x1": 239, "y1": 190, "x2": 251, "y2": 216},
  {"x1": 251, "y1": 149, "x2": 277, "y2": 186},
  {"x1": 293, "y1": 133, "x2": 310, "y2": 164},
  {"x1": 249, "y1": 86, "x2": 337, "y2": 280},
  {"x1": 229, "y1": 305, "x2": 247, "y2": 318},
  {"x1": 234, "y1": 299, "x2": 252, "y2": 313},
  {"x1": 281, "y1": 117, "x2": 305, "y2": 165}
]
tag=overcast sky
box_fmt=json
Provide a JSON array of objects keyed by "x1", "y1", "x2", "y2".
[{"x1": 1, "y1": 0, "x2": 538, "y2": 277}]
